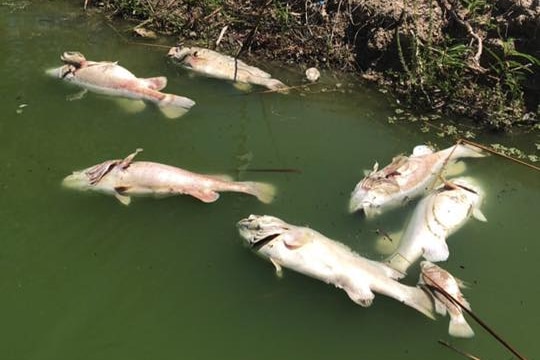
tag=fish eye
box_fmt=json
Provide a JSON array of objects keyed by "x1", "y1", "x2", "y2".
[{"x1": 193, "y1": 51, "x2": 198, "y2": 57}]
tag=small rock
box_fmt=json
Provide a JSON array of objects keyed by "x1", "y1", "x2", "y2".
[{"x1": 305, "y1": 67, "x2": 320, "y2": 82}]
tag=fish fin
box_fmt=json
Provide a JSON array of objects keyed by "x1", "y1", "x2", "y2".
[
  {"x1": 264, "y1": 78, "x2": 288, "y2": 92},
  {"x1": 282, "y1": 232, "x2": 309, "y2": 250},
  {"x1": 450, "y1": 143, "x2": 486, "y2": 159},
  {"x1": 270, "y1": 257, "x2": 283, "y2": 278},
  {"x1": 472, "y1": 208, "x2": 487, "y2": 222},
  {"x1": 422, "y1": 239, "x2": 450, "y2": 263},
  {"x1": 362, "y1": 205, "x2": 380, "y2": 219},
  {"x1": 241, "y1": 181, "x2": 277, "y2": 204},
  {"x1": 455, "y1": 277, "x2": 470, "y2": 290},
  {"x1": 114, "y1": 193, "x2": 131, "y2": 206},
  {"x1": 412, "y1": 145, "x2": 434, "y2": 156},
  {"x1": 449, "y1": 314, "x2": 475, "y2": 338},
  {"x1": 233, "y1": 82, "x2": 253, "y2": 92},
  {"x1": 373, "y1": 230, "x2": 402, "y2": 255},
  {"x1": 444, "y1": 160, "x2": 467, "y2": 177},
  {"x1": 115, "y1": 98, "x2": 147, "y2": 113},
  {"x1": 120, "y1": 148, "x2": 143, "y2": 168},
  {"x1": 66, "y1": 89, "x2": 88, "y2": 101},
  {"x1": 142, "y1": 76, "x2": 167, "y2": 90},
  {"x1": 401, "y1": 286, "x2": 436, "y2": 319},
  {"x1": 343, "y1": 285, "x2": 375, "y2": 307},
  {"x1": 114, "y1": 186, "x2": 130, "y2": 194},
  {"x1": 188, "y1": 189, "x2": 220, "y2": 203},
  {"x1": 434, "y1": 298, "x2": 448, "y2": 315},
  {"x1": 158, "y1": 94, "x2": 196, "y2": 119}
]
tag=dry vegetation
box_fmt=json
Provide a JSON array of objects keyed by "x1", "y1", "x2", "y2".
[{"x1": 94, "y1": 0, "x2": 539, "y2": 131}]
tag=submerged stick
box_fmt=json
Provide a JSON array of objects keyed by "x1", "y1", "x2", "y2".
[
  {"x1": 459, "y1": 139, "x2": 540, "y2": 172},
  {"x1": 238, "y1": 168, "x2": 302, "y2": 174},
  {"x1": 438, "y1": 340, "x2": 481, "y2": 360},
  {"x1": 422, "y1": 274, "x2": 529, "y2": 360}
]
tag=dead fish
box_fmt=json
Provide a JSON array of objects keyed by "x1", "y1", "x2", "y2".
[
  {"x1": 237, "y1": 214, "x2": 435, "y2": 319},
  {"x1": 167, "y1": 46, "x2": 287, "y2": 91},
  {"x1": 349, "y1": 143, "x2": 485, "y2": 218},
  {"x1": 46, "y1": 51, "x2": 195, "y2": 118},
  {"x1": 385, "y1": 177, "x2": 487, "y2": 274},
  {"x1": 62, "y1": 149, "x2": 276, "y2": 205},
  {"x1": 419, "y1": 261, "x2": 474, "y2": 338}
]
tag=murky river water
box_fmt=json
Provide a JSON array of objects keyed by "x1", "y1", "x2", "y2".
[{"x1": 1, "y1": 1, "x2": 538, "y2": 359}]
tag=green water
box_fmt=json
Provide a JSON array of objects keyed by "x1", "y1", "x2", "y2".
[{"x1": 1, "y1": 2, "x2": 538, "y2": 359}]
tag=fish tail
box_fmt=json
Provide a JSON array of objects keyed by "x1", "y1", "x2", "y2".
[
  {"x1": 450, "y1": 143, "x2": 486, "y2": 159},
  {"x1": 158, "y1": 93, "x2": 196, "y2": 118},
  {"x1": 240, "y1": 181, "x2": 277, "y2": 204},
  {"x1": 262, "y1": 79, "x2": 288, "y2": 92},
  {"x1": 399, "y1": 285, "x2": 436, "y2": 319},
  {"x1": 448, "y1": 314, "x2": 475, "y2": 338}
]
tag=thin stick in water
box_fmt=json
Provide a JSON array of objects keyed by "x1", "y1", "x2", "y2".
[{"x1": 438, "y1": 340, "x2": 481, "y2": 360}]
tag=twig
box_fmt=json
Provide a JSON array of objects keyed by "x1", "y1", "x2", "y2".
[
  {"x1": 436, "y1": 0, "x2": 486, "y2": 72},
  {"x1": 216, "y1": 25, "x2": 228, "y2": 47},
  {"x1": 203, "y1": 6, "x2": 223, "y2": 20},
  {"x1": 145, "y1": 0, "x2": 155, "y2": 15},
  {"x1": 459, "y1": 139, "x2": 540, "y2": 172},
  {"x1": 438, "y1": 340, "x2": 482, "y2": 360},
  {"x1": 134, "y1": 18, "x2": 153, "y2": 29}
]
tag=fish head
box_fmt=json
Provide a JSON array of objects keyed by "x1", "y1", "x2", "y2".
[
  {"x1": 168, "y1": 47, "x2": 200, "y2": 67},
  {"x1": 167, "y1": 47, "x2": 218, "y2": 71},
  {"x1": 237, "y1": 215, "x2": 292, "y2": 248},
  {"x1": 62, "y1": 160, "x2": 120, "y2": 191},
  {"x1": 349, "y1": 179, "x2": 398, "y2": 217},
  {"x1": 45, "y1": 64, "x2": 76, "y2": 79}
]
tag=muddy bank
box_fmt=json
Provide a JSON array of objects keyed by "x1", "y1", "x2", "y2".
[{"x1": 93, "y1": 0, "x2": 538, "y2": 130}]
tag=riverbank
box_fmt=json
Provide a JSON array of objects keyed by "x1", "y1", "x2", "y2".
[{"x1": 91, "y1": 0, "x2": 538, "y2": 132}]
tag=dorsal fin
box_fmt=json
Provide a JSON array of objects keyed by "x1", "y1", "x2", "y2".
[
  {"x1": 120, "y1": 148, "x2": 143, "y2": 169},
  {"x1": 86, "y1": 160, "x2": 120, "y2": 185}
]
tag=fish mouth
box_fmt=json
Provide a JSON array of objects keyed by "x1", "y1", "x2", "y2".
[
  {"x1": 62, "y1": 171, "x2": 92, "y2": 190},
  {"x1": 167, "y1": 46, "x2": 192, "y2": 63},
  {"x1": 349, "y1": 190, "x2": 381, "y2": 216},
  {"x1": 237, "y1": 215, "x2": 289, "y2": 249}
]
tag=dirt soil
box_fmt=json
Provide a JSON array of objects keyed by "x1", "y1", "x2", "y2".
[{"x1": 94, "y1": 0, "x2": 539, "y2": 130}]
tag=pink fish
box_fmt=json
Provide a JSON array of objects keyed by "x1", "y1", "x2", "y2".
[
  {"x1": 419, "y1": 261, "x2": 474, "y2": 338},
  {"x1": 349, "y1": 144, "x2": 485, "y2": 217},
  {"x1": 46, "y1": 51, "x2": 195, "y2": 118},
  {"x1": 62, "y1": 149, "x2": 276, "y2": 205}
]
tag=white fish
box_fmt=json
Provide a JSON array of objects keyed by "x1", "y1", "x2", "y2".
[
  {"x1": 237, "y1": 215, "x2": 435, "y2": 319},
  {"x1": 349, "y1": 143, "x2": 485, "y2": 218},
  {"x1": 168, "y1": 46, "x2": 287, "y2": 91},
  {"x1": 385, "y1": 177, "x2": 487, "y2": 274},
  {"x1": 62, "y1": 149, "x2": 276, "y2": 205},
  {"x1": 46, "y1": 51, "x2": 195, "y2": 118},
  {"x1": 419, "y1": 261, "x2": 474, "y2": 338}
]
